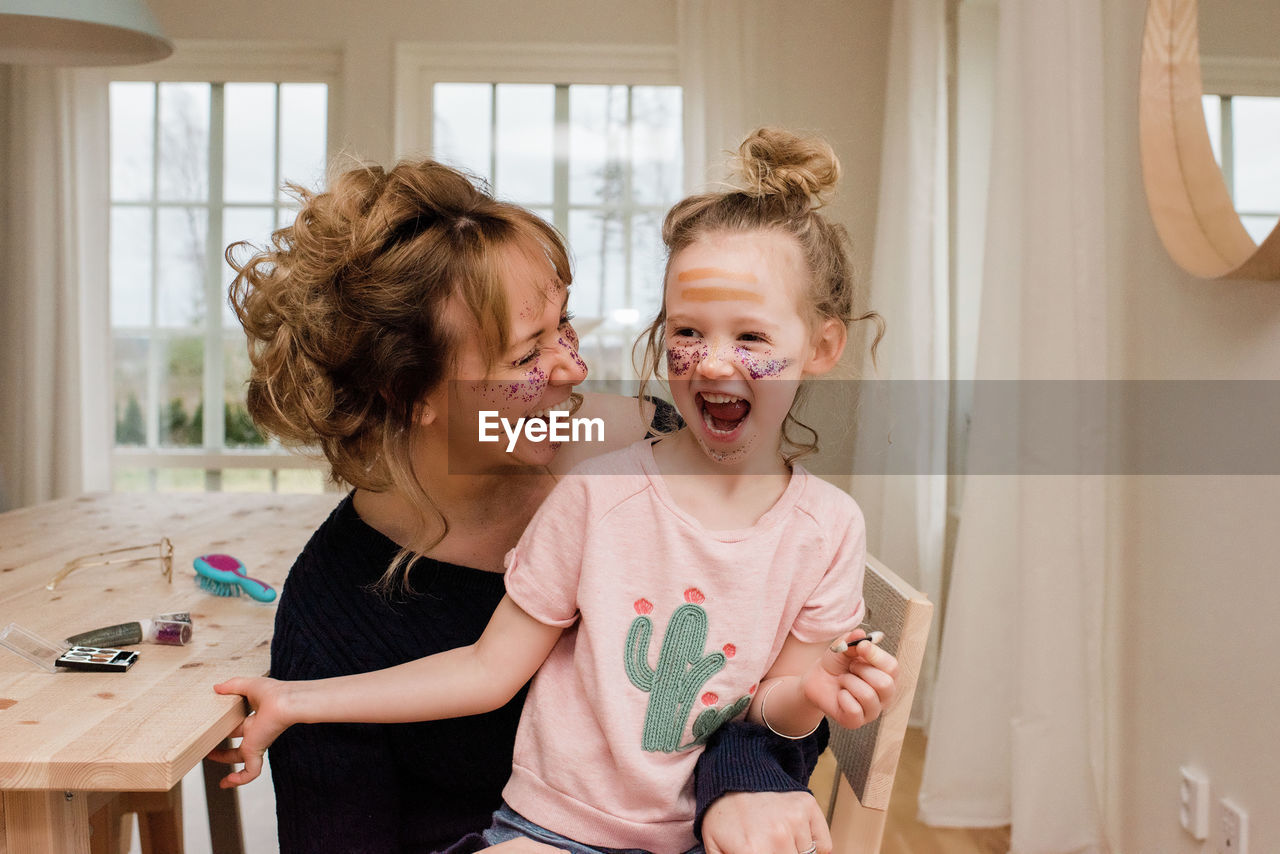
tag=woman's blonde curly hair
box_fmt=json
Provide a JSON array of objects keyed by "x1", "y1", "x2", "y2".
[
  {"x1": 636, "y1": 127, "x2": 884, "y2": 463},
  {"x1": 228, "y1": 157, "x2": 570, "y2": 590}
]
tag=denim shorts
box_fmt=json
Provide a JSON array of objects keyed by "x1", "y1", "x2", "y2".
[{"x1": 481, "y1": 803, "x2": 704, "y2": 854}]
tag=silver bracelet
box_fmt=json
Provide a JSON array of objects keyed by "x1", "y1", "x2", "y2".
[{"x1": 758, "y1": 679, "x2": 822, "y2": 740}]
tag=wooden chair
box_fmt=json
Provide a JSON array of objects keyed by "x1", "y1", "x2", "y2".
[{"x1": 820, "y1": 555, "x2": 933, "y2": 854}]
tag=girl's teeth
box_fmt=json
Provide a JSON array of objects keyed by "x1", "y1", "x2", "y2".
[
  {"x1": 701, "y1": 393, "x2": 743, "y2": 404},
  {"x1": 529, "y1": 400, "x2": 572, "y2": 420},
  {"x1": 701, "y1": 409, "x2": 738, "y2": 437}
]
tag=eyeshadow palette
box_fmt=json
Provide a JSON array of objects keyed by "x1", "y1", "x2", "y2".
[{"x1": 55, "y1": 646, "x2": 139, "y2": 672}]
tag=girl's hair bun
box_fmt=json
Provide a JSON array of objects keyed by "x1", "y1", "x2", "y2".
[{"x1": 732, "y1": 127, "x2": 841, "y2": 208}]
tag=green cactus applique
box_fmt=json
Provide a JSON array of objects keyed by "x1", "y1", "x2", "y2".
[{"x1": 624, "y1": 587, "x2": 754, "y2": 752}]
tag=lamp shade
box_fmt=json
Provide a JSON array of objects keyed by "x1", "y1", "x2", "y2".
[{"x1": 0, "y1": 0, "x2": 172, "y2": 66}]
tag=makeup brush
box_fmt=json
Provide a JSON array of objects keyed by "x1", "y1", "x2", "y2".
[{"x1": 829, "y1": 630, "x2": 885, "y2": 654}]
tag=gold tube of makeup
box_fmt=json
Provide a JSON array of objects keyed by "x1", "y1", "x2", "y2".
[
  {"x1": 66, "y1": 622, "x2": 143, "y2": 648},
  {"x1": 66, "y1": 618, "x2": 192, "y2": 648}
]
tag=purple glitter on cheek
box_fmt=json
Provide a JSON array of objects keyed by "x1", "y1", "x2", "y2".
[
  {"x1": 733, "y1": 347, "x2": 791, "y2": 380},
  {"x1": 506, "y1": 364, "x2": 549, "y2": 403},
  {"x1": 666, "y1": 342, "x2": 707, "y2": 376},
  {"x1": 471, "y1": 364, "x2": 550, "y2": 407}
]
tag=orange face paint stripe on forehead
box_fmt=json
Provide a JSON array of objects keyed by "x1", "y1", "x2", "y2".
[
  {"x1": 676, "y1": 267, "x2": 758, "y2": 284},
  {"x1": 679, "y1": 286, "x2": 766, "y2": 304}
]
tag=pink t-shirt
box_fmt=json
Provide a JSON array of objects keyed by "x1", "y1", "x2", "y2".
[{"x1": 502, "y1": 439, "x2": 866, "y2": 852}]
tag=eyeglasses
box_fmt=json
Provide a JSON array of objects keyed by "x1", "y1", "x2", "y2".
[{"x1": 45, "y1": 538, "x2": 174, "y2": 592}]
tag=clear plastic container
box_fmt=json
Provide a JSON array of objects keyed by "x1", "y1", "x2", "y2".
[{"x1": 0, "y1": 622, "x2": 69, "y2": 673}]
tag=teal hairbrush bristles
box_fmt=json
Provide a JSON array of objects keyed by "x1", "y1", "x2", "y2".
[{"x1": 193, "y1": 554, "x2": 276, "y2": 602}]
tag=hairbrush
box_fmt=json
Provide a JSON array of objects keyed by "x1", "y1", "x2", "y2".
[{"x1": 193, "y1": 554, "x2": 276, "y2": 603}]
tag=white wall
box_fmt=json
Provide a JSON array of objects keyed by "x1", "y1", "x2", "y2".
[
  {"x1": 1199, "y1": 0, "x2": 1280, "y2": 60},
  {"x1": 739, "y1": 0, "x2": 891, "y2": 266},
  {"x1": 1105, "y1": 2, "x2": 1280, "y2": 852}
]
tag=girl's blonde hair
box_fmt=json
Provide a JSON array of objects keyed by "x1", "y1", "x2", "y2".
[
  {"x1": 637, "y1": 127, "x2": 884, "y2": 462},
  {"x1": 228, "y1": 157, "x2": 571, "y2": 590}
]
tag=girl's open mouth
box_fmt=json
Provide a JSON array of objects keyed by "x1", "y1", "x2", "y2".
[{"x1": 697, "y1": 392, "x2": 751, "y2": 439}]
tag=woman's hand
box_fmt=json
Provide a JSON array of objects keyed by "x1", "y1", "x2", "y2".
[
  {"x1": 802, "y1": 631, "x2": 899, "y2": 731},
  {"x1": 208, "y1": 676, "x2": 294, "y2": 788},
  {"x1": 701, "y1": 790, "x2": 832, "y2": 854}
]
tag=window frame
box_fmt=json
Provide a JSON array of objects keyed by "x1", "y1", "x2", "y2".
[
  {"x1": 107, "y1": 42, "x2": 342, "y2": 490},
  {"x1": 1200, "y1": 55, "x2": 1280, "y2": 235},
  {"x1": 393, "y1": 42, "x2": 680, "y2": 158},
  {"x1": 394, "y1": 42, "x2": 684, "y2": 381}
]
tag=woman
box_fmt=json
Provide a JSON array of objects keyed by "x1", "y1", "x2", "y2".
[{"x1": 215, "y1": 157, "x2": 839, "y2": 854}]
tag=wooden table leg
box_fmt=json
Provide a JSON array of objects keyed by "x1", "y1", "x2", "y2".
[
  {"x1": 88, "y1": 796, "x2": 129, "y2": 854},
  {"x1": 3, "y1": 790, "x2": 91, "y2": 854},
  {"x1": 201, "y1": 742, "x2": 245, "y2": 854},
  {"x1": 121, "y1": 787, "x2": 183, "y2": 854}
]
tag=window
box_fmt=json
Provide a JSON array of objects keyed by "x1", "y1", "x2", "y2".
[
  {"x1": 396, "y1": 44, "x2": 684, "y2": 382},
  {"x1": 1202, "y1": 94, "x2": 1280, "y2": 244},
  {"x1": 1201, "y1": 57, "x2": 1280, "y2": 244},
  {"x1": 108, "y1": 48, "x2": 338, "y2": 494},
  {"x1": 433, "y1": 82, "x2": 681, "y2": 380}
]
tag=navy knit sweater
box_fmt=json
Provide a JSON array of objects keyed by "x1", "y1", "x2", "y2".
[{"x1": 270, "y1": 456, "x2": 825, "y2": 853}]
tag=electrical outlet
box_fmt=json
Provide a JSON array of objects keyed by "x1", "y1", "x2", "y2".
[
  {"x1": 1220, "y1": 798, "x2": 1248, "y2": 854},
  {"x1": 1179, "y1": 766, "x2": 1210, "y2": 840}
]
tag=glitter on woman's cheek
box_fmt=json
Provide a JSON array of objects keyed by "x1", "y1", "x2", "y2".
[
  {"x1": 513, "y1": 365, "x2": 549, "y2": 403},
  {"x1": 560, "y1": 336, "x2": 588, "y2": 375},
  {"x1": 470, "y1": 363, "x2": 549, "y2": 407}
]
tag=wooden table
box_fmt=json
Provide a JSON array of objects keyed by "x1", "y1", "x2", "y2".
[{"x1": 0, "y1": 491, "x2": 340, "y2": 854}]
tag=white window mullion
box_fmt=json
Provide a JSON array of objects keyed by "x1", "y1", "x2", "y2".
[
  {"x1": 1220, "y1": 95, "x2": 1235, "y2": 200},
  {"x1": 203, "y1": 83, "x2": 227, "y2": 492},
  {"x1": 623, "y1": 86, "x2": 635, "y2": 312},
  {"x1": 273, "y1": 83, "x2": 284, "y2": 214},
  {"x1": 489, "y1": 83, "x2": 499, "y2": 190},
  {"x1": 268, "y1": 83, "x2": 287, "y2": 492},
  {"x1": 145, "y1": 83, "x2": 162, "y2": 456},
  {"x1": 553, "y1": 84, "x2": 570, "y2": 236}
]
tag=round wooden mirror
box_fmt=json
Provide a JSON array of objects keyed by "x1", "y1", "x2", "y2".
[{"x1": 1139, "y1": 0, "x2": 1280, "y2": 279}]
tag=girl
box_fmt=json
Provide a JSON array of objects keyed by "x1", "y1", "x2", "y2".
[{"x1": 215, "y1": 128, "x2": 896, "y2": 854}]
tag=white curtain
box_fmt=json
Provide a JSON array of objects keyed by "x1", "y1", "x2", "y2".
[
  {"x1": 677, "y1": 0, "x2": 757, "y2": 189},
  {"x1": 917, "y1": 1, "x2": 1109, "y2": 852},
  {"x1": 0, "y1": 66, "x2": 112, "y2": 511},
  {"x1": 848, "y1": 0, "x2": 949, "y2": 727}
]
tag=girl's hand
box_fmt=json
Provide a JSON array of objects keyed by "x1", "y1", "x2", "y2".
[
  {"x1": 802, "y1": 631, "x2": 899, "y2": 730},
  {"x1": 701, "y1": 790, "x2": 832, "y2": 854},
  {"x1": 209, "y1": 676, "x2": 294, "y2": 787}
]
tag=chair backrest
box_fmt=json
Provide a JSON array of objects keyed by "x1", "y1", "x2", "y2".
[{"x1": 824, "y1": 554, "x2": 933, "y2": 852}]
